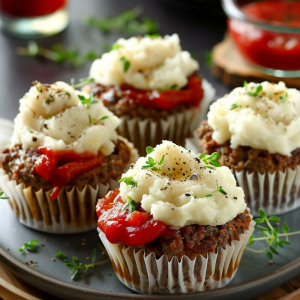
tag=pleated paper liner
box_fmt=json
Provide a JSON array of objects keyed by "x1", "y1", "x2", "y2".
[
  {"x1": 0, "y1": 169, "x2": 119, "y2": 234},
  {"x1": 116, "y1": 79, "x2": 215, "y2": 156},
  {"x1": 233, "y1": 166, "x2": 300, "y2": 216},
  {"x1": 98, "y1": 213, "x2": 255, "y2": 294}
]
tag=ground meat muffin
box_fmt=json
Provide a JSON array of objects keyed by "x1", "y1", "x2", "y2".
[
  {"x1": 83, "y1": 34, "x2": 214, "y2": 155},
  {"x1": 96, "y1": 141, "x2": 254, "y2": 294},
  {"x1": 0, "y1": 81, "x2": 137, "y2": 234},
  {"x1": 197, "y1": 81, "x2": 300, "y2": 216}
]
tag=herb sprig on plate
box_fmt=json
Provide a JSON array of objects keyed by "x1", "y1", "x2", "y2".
[
  {"x1": 246, "y1": 209, "x2": 300, "y2": 259},
  {"x1": 19, "y1": 240, "x2": 39, "y2": 253},
  {"x1": 55, "y1": 245, "x2": 109, "y2": 282},
  {"x1": 119, "y1": 176, "x2": 138, "y2": 188}
]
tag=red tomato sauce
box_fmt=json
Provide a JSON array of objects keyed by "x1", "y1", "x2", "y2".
[
  {"x1": 102, "y1": 74, "x2": 204, "y2": 110},
  {"x1": 0, "y1": 0, "x2": 66, "y2": 18},
  {"x1": 96, "y1": 189, "x2": 173, "y2": 246},
  {"x1": 35, "y1": 147, "x2": 105, "y2": 200},
  {"x1": 228, "y1": 1, "x2": 300, "y2": 70}
]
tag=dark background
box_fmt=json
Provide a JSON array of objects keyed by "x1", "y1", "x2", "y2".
[{"x1": 0, "y1": 0, "x2": 229, "y2": 121}]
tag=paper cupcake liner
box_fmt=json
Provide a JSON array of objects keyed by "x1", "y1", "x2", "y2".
[
  {"x1": 98, "y1": 214, "x2": 255, "y2": 294},
  {"x1": 0, "y1": 140, "x2": 138, "y2": 234},
  {"x1": 117, "y1": 80, "x2": 215, "y2": 155},
  {"x1": 233, "y1": 167, "x2": 300, "y2": 216}
]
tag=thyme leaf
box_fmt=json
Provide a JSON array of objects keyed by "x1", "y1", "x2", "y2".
[
  {"x1": 19, "y1": 240, "x2": 39, "y2": 253},
  {"x1": 200, "y1": 152, "x2": 221, "y2": 168},
  {"x1": 0, "y1": 192, "x2": 9, "y2": 200},
  {"x1": 119, "y1": 176, "x2": 138, "y2": 188}
]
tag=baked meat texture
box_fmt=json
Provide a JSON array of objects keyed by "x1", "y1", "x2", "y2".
[
  {"x1": 136, "y1": 210, "x2": 251, "y2": 260},
  {"x1": 0, "y1": 139, "x2": 131, "y2": 191},
  {"x1": 197, "y1": 120, "x2": 300, "y2": 174}
]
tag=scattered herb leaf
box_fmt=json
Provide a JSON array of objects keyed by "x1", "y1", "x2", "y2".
[
  {"x1": 55, "y1": 251, "x2": 66, "y2": 260},
  {"x1": 230, "y1": 103, "x2": 242, "y2": 110},
  {"x1": 280, "y1": 92, "x2": 288, "y2": 103},
  {"x1": 122, "y1": 195, "x2": 137, "y2": 213},
  {"x1": 71, "y1": 77, "x2": 95, "y2": 88},
  {"x1": 246, "y1": 85, "x2": 263, "y2": 97},
  {"x1": 200, "y1": 180, "x2": 227, "y2": 198},
  {"x1": 0, "y1": 192, "x2": 9, "y2": 200},
  {"x1": 99, "y1": 116, "x2": 108, "y2": 121},
  {"x1": 120, "y1": 56, "x2": 130, "y2": 73},
  {"x1": 19, "y1": 240, "x2": 39, "y2": 253},
  {"x1": 200, "y1": 152, "x2": 221, "y2": 168},
  {"x1": 119, "y1": 176, "x2": 138, "y2": 188}
]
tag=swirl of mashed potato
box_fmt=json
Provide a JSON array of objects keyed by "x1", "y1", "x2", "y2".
[
  {"x1": 89, "y1": 34, "x2": 199, "y2": 90},
  {"x1": 11, "y1": 81, "x2": 120, "y2": 156},
  {"x1": 208, "y1": 81, "x2": 300, "y2": 156},
  {"x1": 119, "y1": 141, "x2": 246, "y2": 228}
]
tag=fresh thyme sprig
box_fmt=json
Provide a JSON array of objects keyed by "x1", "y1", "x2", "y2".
[
  {"x1": 71, "y1": 77, "x2": 95, "y2": 88},
  {"x1": 246, "y1": 84, "x2": 263, "y2": 97},
  {"x1": 280, "y1": 92, "x2": 288, "y2": 103},
  {"x1": 246, "y1": 209, "x2": 299, "y2": 259},
  {"x1": 119, "y1": 176, "x2": 138, "y2": 188},
  {"x1": 230, "y1": 103, "x2": 242, "y2": 110},
  {"x1": 199, "y1": 152, "x2": 221, "y2": 169},
  {"x1": 16, "y1": 42, "x2": 102, "y2": 68},
  {"x1": 0, "y1": 192, "x2": 9, "y2": 200},
  {"x1": 19, "y1": 240, "x2": 39, "y2": 253},
  {"x1": 120, "y1": 57, "x2": 131, "y2": 73},
  {"x1": 142, "y1": 146, "x2": 165, "y2": 170},
  {"x1": 204, "y1": 50, "x2": 213, "y2": 67},
  {"x1": 83, "y1": 6, "x2": 159, "y2": 35},
  {"x1": 78, "y1": 93, "x2": 98, "y2": 105},
  {"x1": 122, "y1": 195, "x2": 137, "y2": 213},
  {"x1": 200, "y1": 180, "x2": 227, "y2": 198},
  {"x1": 56, "y1": 246, "x2": 109, "y2": 282}
]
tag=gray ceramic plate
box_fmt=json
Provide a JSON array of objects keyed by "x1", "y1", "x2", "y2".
[{"x1": 0, "y1": 118, "x2": 300, "y2": 300}]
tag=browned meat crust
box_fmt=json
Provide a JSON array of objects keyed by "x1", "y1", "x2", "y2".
[
  {"x1": 136, "y1": 210, "x2": 251, "y2": 260},
  {"x1": 197, "y1": 120, "x2": 300, "y2": 174},
  {"x1": 0, "y1": 139, "x2": 131, "y2": 191}
]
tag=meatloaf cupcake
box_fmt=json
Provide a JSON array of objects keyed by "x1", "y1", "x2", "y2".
[
  {"x1": 197, "y1": 81, "x2": 300, "y2": 216},
  {"x1": 96, "y1": 141, "x2": 254, "y2": 294},
  {"x1": 83, "y1": 34, "x2": 215, "y2": 155},
  {"x1": 0, "y1": 81, "x2": 137, "y2": 233}
]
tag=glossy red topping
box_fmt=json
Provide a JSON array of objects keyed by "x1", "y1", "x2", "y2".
[
  {"x1": 35, "y1": 147, "x2": 105, "y2": 200},
  {"x1": 96, "y1": 189, "x2": 171, "y2": 246},
  {"x1": 103, "y1": 74, "x2": 203, "y2": 110},
  {"x1": 228, "y1": 1, "x2": 300, "y2": 70}
]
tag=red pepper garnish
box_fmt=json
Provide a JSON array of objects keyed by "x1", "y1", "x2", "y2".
[
  {"x1": 35, "y1": 147, "x2": 105, "y2": 200},
  {"x1": 96, "y1": 189, "x2": 169, "y2": 246}
]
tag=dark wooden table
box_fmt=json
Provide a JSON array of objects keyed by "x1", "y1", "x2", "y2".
[{"x1": 0, "y1": 1, "x2": 298, "y2": 299}]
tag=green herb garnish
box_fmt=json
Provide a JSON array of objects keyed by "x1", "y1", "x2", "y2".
[
  {"x1": 16, "y1": 41, "x2": 102, "y2": 68},
  {"x1": 0, "y1": 192, "x2": 9, "y2": 200},
  {"x1": 170, "y1": 84, "x2": 178, "y2": 90},
  {"x1": 230, "y1": 103, "x2": 242, "y2": 110},
  {"x1": 246, "y1": 85, "x2": 263, "y2": 97},
  {"x1": 59, "y1": 246, "x2": 109, "y2": 282},
  {"x1": 78, "y1": 93, "x2": 97, "y2": 105},
  {"x1": 200, "y1": 180, "x2": 227, "y2": 198},
  {"x1": 40, "y1": 119, "x2": 46, "y2": 130},
  {"x1": 246, "y1": 209, "x2": 300, "y2": 259},
  {"x1": 88, "y1": 115, "x2": 93, "y2": 124},
  {"x1": 36, "y1": 84, "x2": 41, "y2": 93},
  {"x1": 71, "y1": 77, "x2": 95, "y2": 88},
  {"x1": 84, "y1": 7, "x2": 159, "y2": 35},
  {"x1": 19, "y1": 240, "x2": 39, "y2": 253},
  {"x1": 199, "y1": 152, "x2": 221, "y2": 168},
  {"x1": 99, "y1": 116, "x2": 108, "y2": 121},
  {"x1": 280, "y1": 92, "x2": 288, "y2": 103},
  {"x1": 142, "y1": 154, "x2": 165, "y2": 171},
  {"x1": 55, "y1": 251, "x2": 66, "y2": 260},
  {"x1": 146, "y1": 146, "x2": 154, "y2": 154},
  {"x1": 45, "y1": 98, "x2": 52, "y2": 104},
  {"x1": 120, "y1": 56, "x2": 130, "y2": 73},
  {"x1": 112, "y1": 43, "x2": 121, "y2": 50},
  {"x1": 122, "y1": 195, "x2": 137, "y2": 213},
  {"x1": 119, "y1": 176, "x2": 138, "y2": 188},
  {"x1": 204, "y1": 50, "x2": 213, "y2": 67}
]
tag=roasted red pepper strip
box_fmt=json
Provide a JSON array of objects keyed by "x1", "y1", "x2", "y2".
[
  {"x1": 96, "y1": 189, "x2": 170, "y2": 246},
  {"x1": 35, "y1": 146, "x2": 105, "y2": 199}
]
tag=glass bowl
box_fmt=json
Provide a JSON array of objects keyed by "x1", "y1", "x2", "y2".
[{"x1": 222, "y1": 0, "x2": 300, "y2": 78}]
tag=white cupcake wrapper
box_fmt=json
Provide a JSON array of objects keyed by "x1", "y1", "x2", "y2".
[
  {"x1": 0, "y1": 140, "x2": 138, "y2": 234},
  {"x1": 98, "y1": 214, "x2": 255, "y2": 294},
  {"x1": 117, "y1": 80, "x2": 215, "y2": 155},
  {"x1": 234, "y1": 167, "x2": 300, "y2": 216},
  {"x1": 0, "y1": 169, "x2": 119, "y2": 234}
]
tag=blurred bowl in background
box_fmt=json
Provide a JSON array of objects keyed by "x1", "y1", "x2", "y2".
[{"x1": 222, "y1": 0, "x2": 300, "y2": 77}]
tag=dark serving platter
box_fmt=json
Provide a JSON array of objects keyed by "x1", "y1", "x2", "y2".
[{"x1": 0, "y1": 118, "x2": 300, "y2": 300}]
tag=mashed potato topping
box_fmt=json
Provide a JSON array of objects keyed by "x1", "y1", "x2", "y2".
[
  {"x1": 208, "y1": 81, "x2": 300, "y2": 156},
  {"x1": 119, "y1": 141, "x2": 246, "y2": 228},
  {"x1": 12, "y1": 81, "x2": 120, "y2": 155},
  {"x1": 89, "y1": 34, "x2": 199, "y2": 90}
]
